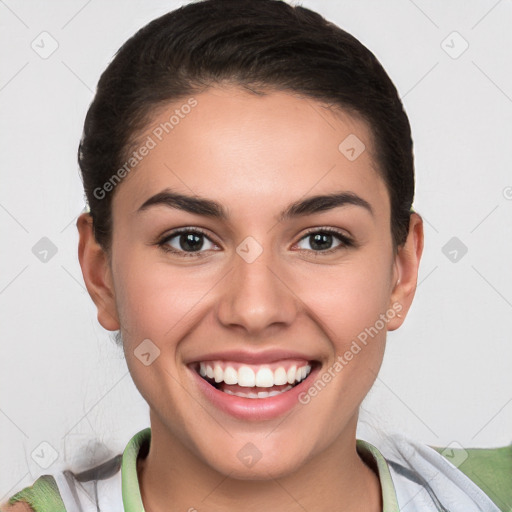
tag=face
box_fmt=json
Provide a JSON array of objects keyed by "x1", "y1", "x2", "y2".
[{"x1": 79, "y1": 85, "x2": 422, "y2": 479}]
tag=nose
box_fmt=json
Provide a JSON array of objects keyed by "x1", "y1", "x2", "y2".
[{"x1": 215, "y1": 242, "x2": 299, "y2": 336}]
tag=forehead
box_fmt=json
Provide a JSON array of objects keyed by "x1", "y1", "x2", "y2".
[{"x1": 112, "y1": 86, "x2": 390, "y2": 223}]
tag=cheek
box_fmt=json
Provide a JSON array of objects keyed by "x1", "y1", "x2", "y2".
[
  {"x1": 291, "y1": 253, "x2": 394, "y2": 345},
  {"x1": 111, "y1": 249, "x2": 208, "y2": 344},
  {"x1": 292, "y1": 259, "x2": 392, "y2": 438}
]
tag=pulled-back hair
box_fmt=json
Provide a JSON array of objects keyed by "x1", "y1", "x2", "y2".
[{"x1": 78, "y1": 0, "x2": 414, "y2": 254}]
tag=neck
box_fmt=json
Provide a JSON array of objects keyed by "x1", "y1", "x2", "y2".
[{"x1": 137, "y1": 413, "x2": 382, "y2": 512}]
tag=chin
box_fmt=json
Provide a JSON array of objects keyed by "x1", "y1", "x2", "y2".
[{"x1": 194, "y1": 432, "x2": 314, "y2": 481}]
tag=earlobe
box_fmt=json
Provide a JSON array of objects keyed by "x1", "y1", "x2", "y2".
[
  {"x1": 387, "y1": 212, "x2": 424, "y2": 331},
  {"x1": 76, "y1": 212, "x2": 120, "y2": 331}
]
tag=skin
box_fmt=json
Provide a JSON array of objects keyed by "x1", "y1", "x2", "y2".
[{"x1": 75, "y1": 86, "x2": 423, "y2": 512}]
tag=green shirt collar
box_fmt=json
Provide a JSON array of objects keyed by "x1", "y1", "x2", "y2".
[
  {"x1": 357, "y1": 439, "x2": 400, "y2": 512},
  {"x1": 122, "y1": 427, "x2": 149, "y2": 512},
  {"x1": 122, "y1": 428, "x2": 399, "y2": 512}
]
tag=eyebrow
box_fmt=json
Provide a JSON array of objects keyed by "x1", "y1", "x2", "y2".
[{"x1": 136, "y1": 188, "x2": 373, "y2": 221}]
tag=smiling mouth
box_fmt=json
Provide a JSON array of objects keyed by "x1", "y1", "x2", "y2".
[{"x1": 192, "y1": 360, "x2": 318, "y2": 399}]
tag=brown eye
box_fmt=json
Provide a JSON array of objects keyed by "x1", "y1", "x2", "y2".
[
  {"x1": 158, "y1": 228, "x2": 217, "y2": 256},
  {"x1": 295, "y1": 228, "x2": 353, "y2": 254}
]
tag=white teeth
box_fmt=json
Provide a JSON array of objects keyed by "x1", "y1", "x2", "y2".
[
  {"x1": 297, "y1": 366, "x2": 308, "y2": 382},
  {"x1": 197, "y1": 362, "x2": 313, "y2": 388},
  {"x1": 238, "y1": 366, "x2": 256, "y2": 387},
  {"x1": 214, "y1": 364, "x2": 223, "y2": 383},
  {"x1": 296, "y1": 365, "x2": 311, "y2": 382},
  {"x1": 222, "y1": 385, "x2": 293, "y2": 399},
  {"x1": 274, "y1": 367, "x2": 288, "y2": 385},
  {"x1": 224, "y1": 366, "x2": 238, "y2": 385},
  {"x1": 255, "y1": 367, "x2": 274, "y2": 387}
]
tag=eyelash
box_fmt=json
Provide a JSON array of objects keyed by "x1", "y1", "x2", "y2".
[{"x1": 156, "y1": 227, "x2": 354, "y2": 258}]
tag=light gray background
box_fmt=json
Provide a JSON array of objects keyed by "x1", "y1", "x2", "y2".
[{"x1": 1, "y1": 0, "x2": 511, "y2": 501}]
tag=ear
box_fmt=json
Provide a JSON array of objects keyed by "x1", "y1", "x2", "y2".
[
  {"x1": 76, "y1": 212, "x2": 120, "y2": 331},
  {"x1": 387, "y1": 212, "x2": 424, "y2": 331}
]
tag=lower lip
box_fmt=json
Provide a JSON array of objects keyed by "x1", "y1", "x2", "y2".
[{"x1": 189, "y1": 365, "x2": 320, "y2": 421}]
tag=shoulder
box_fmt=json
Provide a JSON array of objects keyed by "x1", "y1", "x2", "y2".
[
  {"x1": 1, "y1": 474, "x2": 64, "y2": 512},
  {"x1": 430, "y1": 442, "x2": 512, "y2": 512},
  {"x1": 0, "y1": 502, "x2": 34, "y2": 512},
  {"x1": 362, "y1": 431, "x2": 512, "y2": 511},
  {"x1": 1, "y1": 429, "x2": 148, "y2": 512}
]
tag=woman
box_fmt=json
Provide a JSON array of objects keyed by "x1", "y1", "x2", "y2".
[{"x1": 3, "y1": 0, "x2": 510, "y2": 510}]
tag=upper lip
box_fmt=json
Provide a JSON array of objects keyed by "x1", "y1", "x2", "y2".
[{"x1": 186, "y1": 349, "x2": 318, "y2": 365}]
